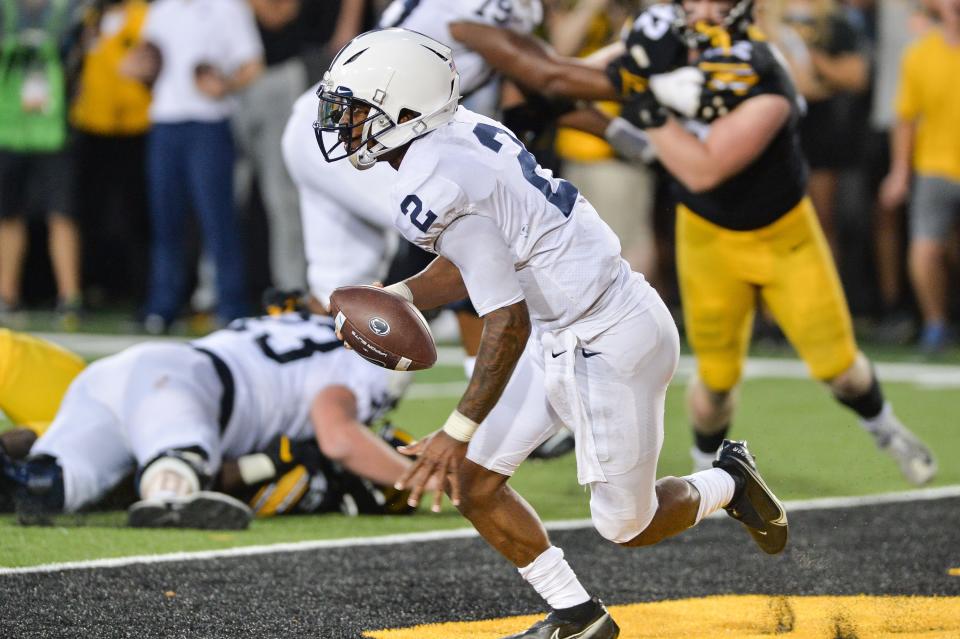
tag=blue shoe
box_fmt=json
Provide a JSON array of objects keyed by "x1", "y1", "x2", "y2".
[
  {"x1": 14, "y1": 455, "x2": 66, "y2": 526},
  {"x1": 919, "y1": 323, "x2": 950, "y2": 356}
]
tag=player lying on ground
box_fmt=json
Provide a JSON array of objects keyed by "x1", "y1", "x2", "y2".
[
  {"x1": 318, "y1": 29, "x2": 788, "y2": 639},
  {"x1": 450, "y1": 0, "x2": 937, "y2": 485},
  {"x1": 0, "y1": 312, "x2": 431, "y2": 528},
  {"x1": 0, "y1": 324, "x2": 415, "y2": 519}
]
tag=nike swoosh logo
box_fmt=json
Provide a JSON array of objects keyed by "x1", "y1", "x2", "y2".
[
  {"x1": 551, "y1": 351, "x2": 567, "y2": 358},
  {"x1": 756, "y1": 530, "x2": 768, "y2": 536},
  {"x1": 582, "y1": 350, "x2": 601, "y2": 358}
]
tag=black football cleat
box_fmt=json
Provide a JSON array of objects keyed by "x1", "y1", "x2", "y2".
[
  {"x1": 500, "y1": 598, "x2": 619, "y2": 639},
  {"x1": 128, "y1": 491, "x2": 252, "y2": 530},
  {"x1": 713, "y1": 439, "x2": 788, "y2": 555}
]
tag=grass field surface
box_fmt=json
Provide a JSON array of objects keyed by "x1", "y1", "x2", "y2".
[{"x1": 2, "y1": 356, "x2": 957, "y2": 569}]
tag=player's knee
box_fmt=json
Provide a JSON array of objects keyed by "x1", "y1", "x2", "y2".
[
  {"x1": 609, "y1": 477, "x2": 697, "y2": 548},
  {"x1": 592, "y1": 507, "x2": 655, "y2": 545},
  {"x1": 138, "y1": 448, "x2": 211, "y2": 501},
  {"x1": 827, "y1": 352, "x2": 871, "y2": 398},
  {"x1": 14, "y1": 454, "x2": 66, "y2": 520},
  {"x1": 590, "y1": 485, "x2": 658, "y2": 545}
]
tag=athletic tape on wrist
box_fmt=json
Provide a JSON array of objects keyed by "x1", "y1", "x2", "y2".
[
  {"x1": 384, "y1": 282, "x2": 414, "y2": 303},
  {"x1": 237, "y1": 453, "x2": 278, "y2": 485},
  {"x1": 442, "y1": 410, "x2": 479, "y2": 443}
]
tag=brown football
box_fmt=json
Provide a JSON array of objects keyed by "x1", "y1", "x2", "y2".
[{"x1": 330, "y1": 285, "x2": 437, "y2": 371}]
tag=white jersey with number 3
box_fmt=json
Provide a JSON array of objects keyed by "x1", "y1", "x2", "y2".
[
  {"x1": 193, "y1": 314, "x2": 401, "y2": 458},
  {"x1": 390, "y1": 107, "x2": 655, "y2": 339}
]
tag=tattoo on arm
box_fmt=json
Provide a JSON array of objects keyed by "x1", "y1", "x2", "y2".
[{"x1": 457, "y1": 300, "x2": 530, "y2": 423}]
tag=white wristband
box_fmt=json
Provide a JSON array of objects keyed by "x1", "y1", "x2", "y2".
[
  {"x1": 237, "y1": 453, "x2": 277, "y2": 485},
  {"x1": 442, "y1": 410, "x2": 480, "y2": 443},
  {"x1": 384, "y1": 282, "x2": 414, "y2": 304}
]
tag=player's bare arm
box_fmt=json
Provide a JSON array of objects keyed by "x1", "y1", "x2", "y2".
[
  {"x1": 448, "y1": 21, "x2": 620, "y2": 100},
  {"x1": 396, "y1": 300, "x2": 530, "y2": 512},
  {"x1": 311, "y1": 385, "x2": 418, "y2": 488},
  {"x1": 879, "y1": 119, "x2": 917, "y2": 210},
  {"x1": 646, "y1": 93, "x2": 790, "y2": 192},
  {"x1": 402, "y1": 256, "x2": 470, "y2": 310},
  {"x1": 456, "y1": 300, "x2": 530, "y2": 423}
]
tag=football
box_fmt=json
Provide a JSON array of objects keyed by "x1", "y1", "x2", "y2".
[{"x1": 330, "y1": 285, "x2": 437, "y2": 371}]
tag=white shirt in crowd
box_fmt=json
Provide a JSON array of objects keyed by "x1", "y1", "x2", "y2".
[{"x1": 143, "y1": 0, "x2": 263, "y2": 123}]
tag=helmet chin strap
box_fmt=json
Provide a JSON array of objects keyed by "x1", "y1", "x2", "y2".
[{"x1": 350, "y1": 118, "x2": 386, "y2": 170}]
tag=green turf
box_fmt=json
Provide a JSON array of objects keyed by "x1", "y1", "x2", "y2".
[{"x1": 2, "y1": 362, "x2": 957, "y2": 568}]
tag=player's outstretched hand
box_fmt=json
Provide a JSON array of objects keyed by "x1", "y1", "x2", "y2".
[{"x1": 395, "y1": 429, "x2": 466, "y2": 513}]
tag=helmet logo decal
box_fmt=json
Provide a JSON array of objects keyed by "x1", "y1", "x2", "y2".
[{"x1": 369, "y1": 317, "x2": 391, "y2": 336}]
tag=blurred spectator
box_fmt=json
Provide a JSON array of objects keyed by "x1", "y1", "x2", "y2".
[
  {"x1": 123, "y1": 0, "x2": 264, "y2": 333},
  {"x1": 232, "y1": 0, "x2": 368, "y2": 295},
  {"x1": 548, "y1": 0, "x2": 658, "y2": 279},
  {"x1": 234, "y1": 0, "x2": 308, "y2": 294},
  {"x1": 770, "y1": 0, "x2": 869, "y2": 260},
  {"x1": 857, "y1": 0, "x2": 927, "y2": 338},
  {"x1": 0, "y1": 0, "x2": 83, "y2": 324},
  {"x1": 70, "y1": 0, "x2": 152, "y2": 309},
  {"x1": 881, "y1": 0, "x2": 960, "y2": 354}
]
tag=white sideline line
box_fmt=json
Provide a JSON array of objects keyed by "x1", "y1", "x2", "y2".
[{"x1": 2, "y1": 485, "x2": 958, "y2": 576}]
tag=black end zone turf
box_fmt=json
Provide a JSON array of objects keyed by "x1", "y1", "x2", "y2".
[{"x1": 1, "y1": 497, "x2": 958, "y2": 638}]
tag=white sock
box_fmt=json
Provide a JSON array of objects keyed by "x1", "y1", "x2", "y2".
[
  {"x1": 683, "y1": 468, "x2": 736, "y2": 525},
  {"x1": 860, "y1": 401, "x2": 894, "y2": 435},
  {"x1": 518, "y1": 546, "x2": 591, "y2": 610},
  {"x1": 463, "y1": 355, "x2": 477, "y2": 379}
]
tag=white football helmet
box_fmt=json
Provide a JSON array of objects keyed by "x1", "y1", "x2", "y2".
[{"x1": 314, "y1": 28, "x2": 461, "y2": 170}]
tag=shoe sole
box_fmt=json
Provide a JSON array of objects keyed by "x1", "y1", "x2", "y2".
[
  {"x1": 128, "y1": 492, "x2": 252, "y2": 530},
  {"x1": 724, "y1": 455, "x2": 789, "y2": 555},
  {"x1": 582, "y1": 614, "x2": 620, "y2": 639}
]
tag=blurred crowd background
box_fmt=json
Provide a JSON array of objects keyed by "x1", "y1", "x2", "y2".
[{"x1": 0, "y1": 0, "x2": 957, "y2": 356}]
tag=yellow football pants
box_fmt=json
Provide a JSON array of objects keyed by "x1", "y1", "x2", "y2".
[
  {"x1": 677, "y1": 197, "x2": 858, "y2": 392},
  {"x1": 0, "y1": 329, "x2": 85, "y2": 434}
]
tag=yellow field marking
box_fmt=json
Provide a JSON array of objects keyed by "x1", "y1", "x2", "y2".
[
  {"x1": 364, "y1": 595, "x2": 960, "y2": 639},
  {"x1": 949, "y1": 567, "x2": 960, "y2": 577}
]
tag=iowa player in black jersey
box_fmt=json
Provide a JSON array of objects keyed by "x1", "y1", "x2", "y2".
[{"x1": 451, "y1": 0, "x2": 937, "y2": 487}]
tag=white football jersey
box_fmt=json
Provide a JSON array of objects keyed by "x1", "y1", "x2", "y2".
[
  {"x1": 192, "y1": 313, "x2": 405, "y2": 458},
  {"x1": 378, "y1": 0, "x2": 542, "y2": 116},
  {"x1": 390, "y1": 107, "x2": 654, "y2": 338}
]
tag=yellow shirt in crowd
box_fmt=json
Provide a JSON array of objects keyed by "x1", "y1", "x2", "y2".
[
  {"x1": 70, "y1": 0, "x2": 151, "y2": 136},
  {"x1": 895, "y1": 29, "x2": 960, "y2": 182}
]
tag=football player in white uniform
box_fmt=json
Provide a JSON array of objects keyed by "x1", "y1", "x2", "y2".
[
  {"x1": 317, "y1": 29, "x2": 789, "y2": 639},
  {"x1": 6, "y1": 312, "x2": 416, "y2": 529},
  {"x1": 282, "y1": 0, "x2": 545, "y2": 311}
]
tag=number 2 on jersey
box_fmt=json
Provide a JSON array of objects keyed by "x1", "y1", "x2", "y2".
[{"x1": 472, "y1": 123, "x2": 578, "y2": 218}]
